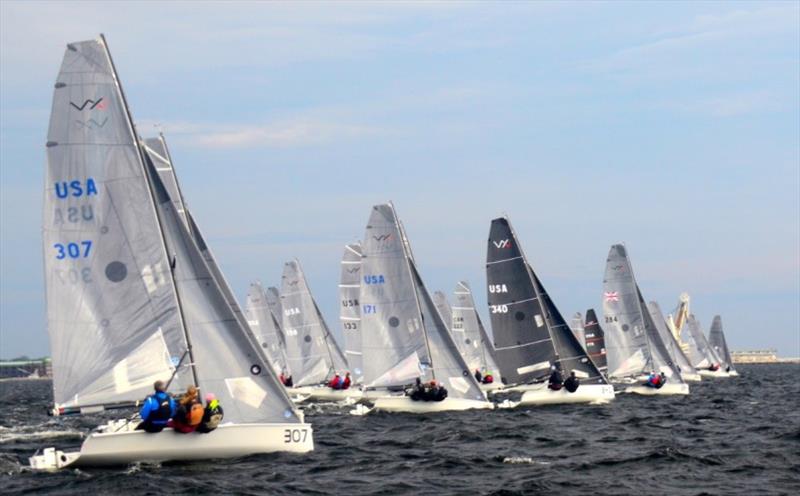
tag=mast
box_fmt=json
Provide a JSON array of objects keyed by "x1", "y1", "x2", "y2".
[
  {"x1": 391, "y1": 202, "x2": 435, "y2": 379},
  {"x1": 99, "y1": 34, "x2": 199, "y2": 389}
]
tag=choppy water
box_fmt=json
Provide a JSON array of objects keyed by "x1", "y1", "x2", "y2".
[{"x1": 1, "y1": 364, "x2": 798, "y2": 495}]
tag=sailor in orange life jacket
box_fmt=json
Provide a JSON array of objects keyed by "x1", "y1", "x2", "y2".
[
  {"x1": 169, "y1": 385, "x2": 204, "y2": 433},
  {"x1": 327, "y1": 373, "x2": 342, "y2": 390}
]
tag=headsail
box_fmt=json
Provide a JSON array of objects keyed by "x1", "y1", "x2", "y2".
[
  {"x1": 452, "y1": 281, "x2": 502, "y2": 380},
  {"x1": 708, "y1": 315, "x2": 735, "y2": 371},
  {"x1": 280, "y1": 259, "x2": 347, "y2": 386},
  {"x1": 265, "y1": 286, "x2": 283, "y2": 325},
  {"x1": 43, "y1": 37, "x2": 192, "y2": 410},
  {"x1": 433, "y1": 291, "x2": 453, "y2": 332},
  {"x1": 582, "y1": 309, "x2": 608, "y2": 374},
  {"x1": 647, "y1": 301, "x2": 695, "y2": 376},
  {"x1": 682, "y1": 314, "x2": 721, "y2": 369},
  {"x1": 570, "y1": 312, "x2": 586, "y2": 346},
  {"x1": 246, "y1": 281, "x2": 288, "y2": 374},
  {"x1": 339, "y1": 242, "x2": 363, "y2": 382},
  {"x1": 143, "y1": 145, "x2": 301, "y2": 423},
  {"x1": 360, "y1": 204, "x2": 429, "y2": 387}
]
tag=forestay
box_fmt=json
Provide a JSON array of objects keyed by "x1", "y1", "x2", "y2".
[
  {"x1": 143, "y1": 151, "x2": 301, "y2": 424},
  {"x1": 246, "y1": 281, "x2": 288, "y2": 374},
  {"x1": 485, "y1": 217, "x2": 554, "y2": 385},
  {"x1": 452, "y1": 281, "x2": 502, "y2": 379},
  {"x1": 44, "y1": 38, "x2": 192, "y2": 410},
  {"x1": 708, "y1": 315, "x2": 735, "y2": 371},
  {"x1": 647, "y1": 301, "x2": 695, "y2": 376},
  {"x1": 339, "y1": 243, "x2": 363, "y2": 382},
  {"x1": 360, "y1": 204, "x2": 431, "y2": 388},
  {"x1": 280, "y1": 259, "x2": 344, "y2": 386}
]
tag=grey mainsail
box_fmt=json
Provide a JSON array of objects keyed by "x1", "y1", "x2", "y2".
[
  {"x1": 280, "y1": 259, "x2": 346, "y2": 386},
  {"x1": 708, "y1": 315, "x2": 735, "y2": 371},
  {"x1": 266, "y1": 286, "x2": 283, "y2": 325},
  {"x1": 452, "y1": 281, "x2": 502, "y2": 379},
  {"x1": 570, "y1": 312, "x2": 586, "y2": 347},
  {"x1": 582, "y1": 309, "x2": 608, "y2": 374},
  {"x1": 360, "y1": 204, "x2": 430, "y2": 387},
  {"x1": 339, "y1": 243, "x2": 363, "y2": 382},
  {"x1": 246, "y1": 281, "x2": 288, "y2": 374},
  {"x1": 602, "y1": 244, "x2": 682, "y2": 380},
  {"x1": 433, "y1": 291, "x2": 453, "y2": 331},
  {"x1": 44, "y1": 38, "x2": 192, "y2": 410},
  {"x1": 647, "y1": 301, "x2": 695, "y2": 376}
]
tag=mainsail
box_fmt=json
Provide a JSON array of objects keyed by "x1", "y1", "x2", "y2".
[
  {"x1": 486, "y1": 217, "x2": 606, "y2": 385},
  {"x1": 266, "y1": 286, "x2": 283, "y2": 324},
  {"x1": 339, "y1": 243, "x2": 363, "y2": 382},
  {"x1": 44, "y1": 38, "x2": 192, "y2": 410},
  {"x1": 582, "y1": 309, "x2": 608, "y2": 374},
  {"x1": 281, "y1": 259, "x2": 348, "y2": 386},
  {"x1": 452, "y1": 281, "x2": 502, "y2": 379},
  {"x1": 708, "y1": 315, "x2": 735, "y2": 371},
  {"x1": 433, "y1": 291, "x2": 453, "y2": 332},
  {"x1": 647, "y1": 301, "x2": 695, "y2": 376},
  {"x1": 245, "y1": 281, "x2": 288, "y2": 374},
  {"x1": 602, "y1": 244, "x2": 682, "y2": 380}
]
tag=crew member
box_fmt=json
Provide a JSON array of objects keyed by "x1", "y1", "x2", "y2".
[
  {"x1": 170, "y1": 385, "x2": 204, "y2": 433},
  {"x1": 474, "y1": 369, "x2": 483, "y2": 383},
  {"x1": 564, "y1": 371, "x2": 580, "y2": 393},
  {"x1": 280, "y1": 371, "x2": 294, "y2": 388},
  {"x1": 342, "y1": 372, "x2": 352, "y2": 390},
  {"x1": 548, "y1": 366, "x2": 564, "y2": 391},
  {"x1": 196, "y1": 393, "x2": 224, "y2": 434},
  {"x1": 136, "y1": 380, "x2": 175, "y2": 433},
  {"x1": 645, "y1": 371, "x2": 665, "y2": 389},
  {"x1": 482, "y1": 371, "x2": 494, "y2": 384},
  {"x1": 328, "y1": 373, "x2": 342, "y2": 390}
]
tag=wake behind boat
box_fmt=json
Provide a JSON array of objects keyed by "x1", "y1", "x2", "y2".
[{"x1": 31, "y1": 35, "x2": 312, "y2": 469}]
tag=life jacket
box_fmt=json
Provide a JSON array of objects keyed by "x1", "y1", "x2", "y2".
[
  {"x1": 483, "y1": 374, "x2": 494, "y2": 384},
  {"x1": 187, "y1": 402, "x2": 204, "y2": 427},
  {"x1": 342, "y1": 376, "x2": 351, "y2": 390},
  {"x1": 148, "y1": 392, "x2": 173, "y2": 425},
  {"x1": 328, "y1": 376, "x2": 340, "y2": 389},
  {"x1": 200, "y1": 400, "x2": 224, "y2": 432}
]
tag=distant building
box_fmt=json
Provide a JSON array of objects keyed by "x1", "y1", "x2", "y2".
[
  {"x1": 0, "y1": 357, "x2": 51, "y2": 379},
  {"x1": 731, "y1": 350, "x2": 778, "y2": 364}
]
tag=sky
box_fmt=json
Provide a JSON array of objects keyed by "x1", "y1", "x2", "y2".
[{"x1": 1, "y1": 1, "x2": 798, "y2": 359}]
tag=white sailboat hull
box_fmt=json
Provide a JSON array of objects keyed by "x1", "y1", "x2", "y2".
[
  {"x1": 624, "y1": 383, "x2": 690, "y2": 396},
  {"x1": 515, "y1": 384, "x2": 615, "y2": 406},
  {"x1": 302, "y1": 387, "x2": 363, "y2": 402},
  {"x1": 728, "y1": 370, "x2": 739, "y2": 377},
  {"x1": 698, "y1": 369, "x2": 730, "y2": 378},
  {"x1": 681, "y1": 372, "x2": 702, "y2": 382},
  {"x1": 372, "y1": 396, "x2": 494, "y2": 413},
  {"x1": 480, "y1": 382, "x2": 505, "y2": 392},
  {"x1": 29, "y1": 420, "x2": 313, "y2": 470}
]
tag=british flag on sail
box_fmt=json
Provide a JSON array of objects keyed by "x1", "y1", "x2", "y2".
[{"x1": 604, "y1": 291, "x2": 619, "y2": 302}]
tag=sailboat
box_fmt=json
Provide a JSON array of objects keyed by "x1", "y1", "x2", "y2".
[
  {"x1": 486, "y1": 216, "x2": 614, "y2": 406},
  {"x1": 683, "y1": 314, "x2": 729, "y2": 378},
  {"x1": 709, "y1": 315, "x2": 738, "y2": 376},
  {"x1": 245, "y1": 281, "x2": 289, "y2": 376},
  {"x1": 280, "y1": 259, "x2": 354, "y2": 401},
  {"x1": 339, "y1": 242, "x2": 364, "y2": 384},
  {"x1": 646, "y1": 301, "x2": 701, "y2": 382},
  {"x1": 582, "y1": 309, "x2": 608, "y2": 376},
  {"x1": 31, "y1": 36, "x2": 312, "y2": 470},
  {"x1": 602, "y1": 244, "x2": 689, "y2": 395},
  {"x1": 354, "y1": 203, "x2": 493, "y2": 414},
  {"x1": 450, "y1": 281, "x2": 504, "y2": 392}
]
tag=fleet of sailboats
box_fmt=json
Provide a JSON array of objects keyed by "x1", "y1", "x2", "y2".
[{"x1": 30, "y1": 34, "x2": 742, "y2": 470}]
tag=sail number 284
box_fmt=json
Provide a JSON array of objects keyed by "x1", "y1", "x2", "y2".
[
  {"x1": 54, "y1": 240, "x2": 92, "y2": 259},
  {"x1": 283, "y1": 428, "x2": 309, "y2": 444}
]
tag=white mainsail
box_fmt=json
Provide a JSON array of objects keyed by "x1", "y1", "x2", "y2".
[
  {"x1": 246, "y1": 281, "x2": 289, "y2": 375},
  {"x1": 339, "y1": 242, "x2": 364, "y2": 383},
  {"x1": 451, "y1": 281, "x2": 502, "y2": 380}
]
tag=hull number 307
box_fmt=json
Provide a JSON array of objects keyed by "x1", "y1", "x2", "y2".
[{"x1": 283, "y1": 428, "x2": 309, "y2": 444}]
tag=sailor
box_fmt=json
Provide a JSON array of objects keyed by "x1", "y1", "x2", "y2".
[
  {"x1": 645, "y1": 371, "x2": 665, "y2": 389},
  {"x1": 328, "y1": 373, "x2": 342, "y2": 390},
  {"x1": 482, "y1": 371, "x2": 494, "y2": 384},
  {"x1": 135, "y1": 380, "x2": 175, "y2": 433},
  {"x1": 474, "y1": 369, "x2": 483, "y2": 383},
  {"x1": 408, "y1": 377, "x2": 424, "y2": 401},
  {"x1": 196, "y1": 393, "x2": 224, "y2": 434},
  {"x1": 280, "y1": 371, "x2": 294, "y2": 388},
  {"x1": 170, "y1": 385, "x2": 205, "y2": 433},
  {"x1": 564, "y1": 371, "x2": 580, "y2": 393},
  {"x1": 709, "y1": 363, "x2": 720, "y2": 372},
  {"x1": 342, "y1": 372, "x2": 352, "y2": 390},
  {"x1": 430, "y1": 380, "x2": 448, "y2": 402},
  {"x1": 548, "y1": 365, "x2": 564, "y2": 391}
]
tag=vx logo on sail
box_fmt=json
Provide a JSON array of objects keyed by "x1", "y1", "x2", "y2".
[
  {"x1": 493, "y1": 239, "x2": 512, "y2": 249},
  {"x1": 372, "y1": 234, "x2": 392, "y2": 242},
  {"x1": 75, "y1": 117, "x2": 108, "y2": 129},
  {"x1": 70, "y1": 98, "x2": 107, "y2": 111}
]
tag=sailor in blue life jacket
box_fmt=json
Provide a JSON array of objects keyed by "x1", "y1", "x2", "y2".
[
  {"x1": 563, "y1": 371, "x2": 580, "y2": 393},
  {"x1": 136, "y1": 380, "x2": 176, "y2": 433},
  {"x1": 645, "y1": 371, "x2": 666, "y2": 389},
  {"x1": 548, "y1": 365, "x2": 564, "y2": 391}
]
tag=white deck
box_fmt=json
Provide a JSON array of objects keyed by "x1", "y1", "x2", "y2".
[
  {"x1": 372, "y1": 396, "x2": 494, "y2": 414},
  {"x1": 624, "y1": 382, "x2": 690, "y2": 396}
]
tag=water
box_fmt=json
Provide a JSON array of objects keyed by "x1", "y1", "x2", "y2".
[{"x1": 1, "y1": 364, "x2": 798, "y2": 495}]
